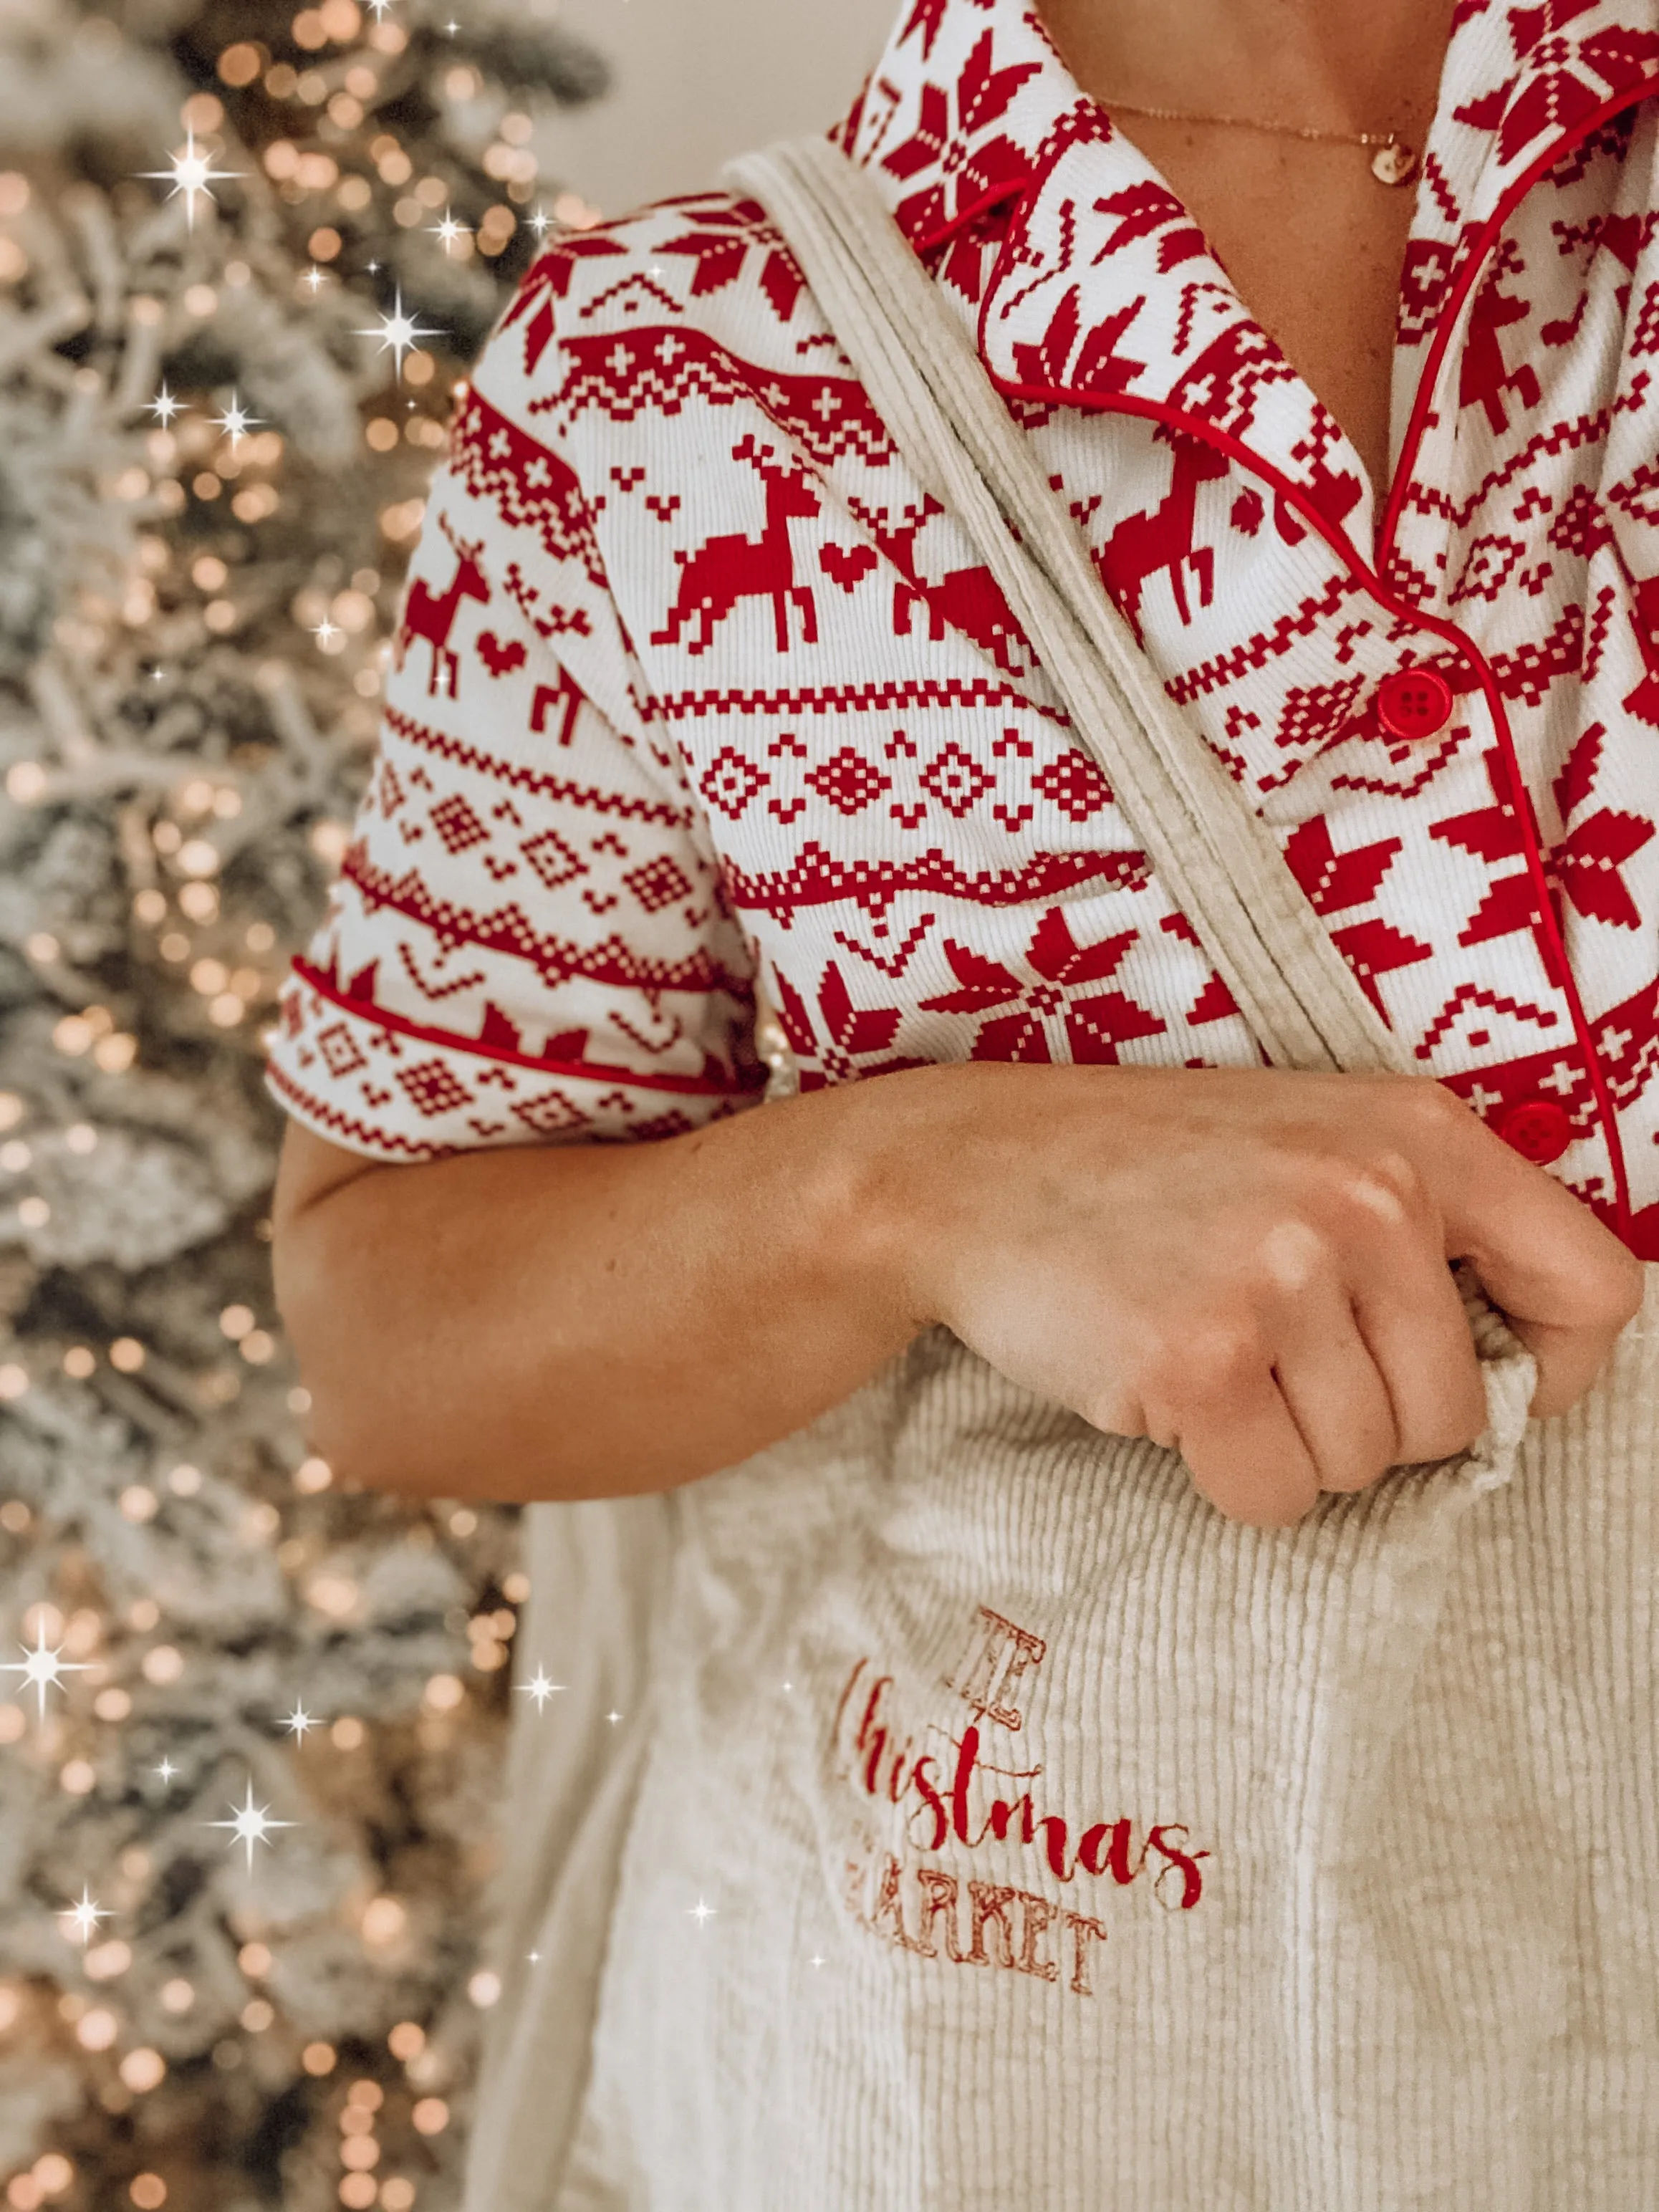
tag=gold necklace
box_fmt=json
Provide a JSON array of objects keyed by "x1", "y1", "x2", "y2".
[{"x1": 1104, "y1": 97, "x2": 1421, "y2": 186}]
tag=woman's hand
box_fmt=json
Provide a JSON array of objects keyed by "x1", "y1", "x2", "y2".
[{"x1": 866, "y1": 1064, "x2": 1644, "y2": 1528}]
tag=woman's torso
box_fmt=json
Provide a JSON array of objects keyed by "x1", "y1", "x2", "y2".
[
  {"x1": 281, "y1": 0, "x2": 1659, "y2": 1268},
  {"x1": 375, "y1": 6, "x2": 1659, "y2": 2206}
]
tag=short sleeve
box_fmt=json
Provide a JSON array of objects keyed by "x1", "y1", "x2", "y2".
[{"x1": 264, "y1": 355, "x2": 764, "y2": 1163}]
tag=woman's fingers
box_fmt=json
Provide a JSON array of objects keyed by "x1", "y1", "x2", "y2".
[
  {"x1": 1170, "y1": 1357, "x2": 1324, "y2": 1528},
  {"x1": 1172, "y1": 1251, "x2": 1490, "y2": 1521},
  {"x1": 1413, "y1": 1085, "x2": 1645, "y2": 1409},
  {"x1": 928, "y1": 1065, "x2": 1646, "y2": 1535},
  {"x1": 1270, "y1": 1296, "x2": 1402, "y2": 1493},
  {"x1": 1496, "y1": 1313, "x2": 1629, "y2": 1420},
  {"x1": 1350, "y1": 1252, "x2": 1490, "y2": 1466}
]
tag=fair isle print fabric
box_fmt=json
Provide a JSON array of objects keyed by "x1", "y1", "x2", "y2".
[{"x1": 266, "y1": 0, "x2": 1659, "y2": 1259}]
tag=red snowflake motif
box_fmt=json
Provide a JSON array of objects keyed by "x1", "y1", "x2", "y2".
[
  {"x1": 658, "y1": 202, "x2": 805, "y2": 325},
  {"x1": 1155, "y1": 910, "x2": 1242, "y2": 1029},
  {"x1": 1010, "y1": 288, "x2": 1148, "y2": 396},
  {"x1": 1090, "y1": 182, "x2": 1208, "y2": 273},
  {"x1": 770, "y1": 963, "x2": 931, "y2": 1086},
  {"x1": 1467, "y1": 4, "x2": 1659, "y2": 166},
  {"x1": 1274, "y1": 678, "x2": 1369, "y2": 756},
  {"x1": 1400, "y1": 237, "x2": 1459, "y2": 344},
  {"x1": 1428, "y1": 748, "x2": 1567, "y2": 986},
  {"x1": 1547, "y1": 721, "x2": 1655, "y2": 929},
  {"x1": 918, "y1": 906, "x2": 1166, "y2": 1063},
  {"x1": 933, "y1": 201, "x2": 1018, "y2": 304},
  {"x1": 623, "y1": 854, "x2": 695, "y2": 914},
  {"x1": 1281, "y1": 816, "x2": 1432, "y2": 1017},
  {"x1": 899, "y1": 0, "x2": 949, "y2": 61},
  {"x1": 883, "y1": 29, "x2": 1042, "y2": 245},
  {"x1": 501, "y1": 234, "x2": 630, "y2": 374},
  {"x1": 1548, "y1": 483, "x2": 1613, "y2": 559}
]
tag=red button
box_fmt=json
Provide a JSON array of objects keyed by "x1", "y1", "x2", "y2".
[
  {"x1": 1376, "y1": 667, "x2": 1454, "y2": 741},
  {"x1": 1498, "y1": 1099, "x2": 1574, "y2": 1165}
]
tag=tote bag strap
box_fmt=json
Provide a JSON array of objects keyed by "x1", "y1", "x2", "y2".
[{"x1": 724, "y1": 135, "x2": 1413, "y2": 1081}]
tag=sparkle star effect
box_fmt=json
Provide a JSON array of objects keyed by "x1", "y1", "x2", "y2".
[
  {"x1": 153, "y1": 1756, "x2": 178, "y2": 1784},
  {"x1": 355, "y1": 287, "x2": 443, "y2": 381},
  {"x1": 302, "y1": 264, "x2": 326, "y2": 294},
  {"x1": 211, "y1": 392, "x2": 261, "y2": 450},
  {"x1": 146, "y1": 383, "x2": 182, "y2": 428},
  {"x1": 282, "y1": 1703, "x2": 319, "y2": 1741},
  {"x1": 428, "y1": 206, "x2": 471, "y2": 254},
  {"x1": 309, "y1": 616, "x2": 342, "y2": 650},
  {"x1": 59, "y1": 1887, "x2": 110, "y2": 1945},
  {"x1": 138, "y1": 128, "x2": 241, "y2": 229},
  {"x1": 0, "y1": 1622, "x2": 93, "y2": 1723},
  {"x1": 365, "y1": 0, "x2": 393, "y2": 14},
  {"x1": 526, "y1": 204, "x2": 553, "y2": 240},
  {"x1": 203, "y1": 1779, "x2": 297, "y2": 1874},
  {"x1": 516, "y1": 1665, "x2": 564, "y2": 1712},
  {"x1": 688, "y1": 1898, "x2": 717, "y2": 1926}
]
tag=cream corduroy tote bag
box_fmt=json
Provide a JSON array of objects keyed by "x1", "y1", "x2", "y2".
[{"x1": 461, "y1": 140, "x2": 1658, "y2": 2212}]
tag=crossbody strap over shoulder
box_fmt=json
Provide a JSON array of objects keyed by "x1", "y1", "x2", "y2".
[{"x1": 724, "y1": 136, "x2": 1413, "y2": 1082}]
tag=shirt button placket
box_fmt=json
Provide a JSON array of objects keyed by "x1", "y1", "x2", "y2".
[{"x1": 1370, "y1": 657, "x2": 1583, "y2": 1175}]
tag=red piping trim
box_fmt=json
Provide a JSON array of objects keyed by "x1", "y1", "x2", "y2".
[
  {"x1": 870, "y1": 97, "x2": 1107, "y2": 257},
  {"x1": 946, "y1": 82, "x2": 1659, "y2": 1239},
  {"x1": 975, "y1": 372, "x2": 1635, "y2": 1236},
  {"x1": 898, "y1": 169, "x2": 1039, "y2": 259},
  {"x1": 1381, "y1": 74, "x2": 1659, "y2": 559},
  {"x1": 847, "y1": 91, "x2": 1655, "y2": 1231},
  {"x1": 289, "y1": 957, "x2": 765, "y2": 1099}
]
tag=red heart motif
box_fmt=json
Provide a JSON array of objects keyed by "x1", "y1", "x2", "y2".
[
  {"x1": 477, "y1": 630, "x2": 527, "y2": 678},
  {"x1": 819, "y1": 544, "x2": 879, "y2": 592}
]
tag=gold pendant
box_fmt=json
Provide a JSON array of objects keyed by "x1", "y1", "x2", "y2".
[{"x1": 1371, "y1": 138, "x2": 1420, "y2": 186}]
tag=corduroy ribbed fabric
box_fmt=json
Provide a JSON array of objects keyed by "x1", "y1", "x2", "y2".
[{"x1": 524, "y1": 1272, "x2": 1655, "y2": 2212}]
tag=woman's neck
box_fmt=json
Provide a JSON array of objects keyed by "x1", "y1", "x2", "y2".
[
  {"x1": 1032, "y1": 0, "x2": 1460, "y2": 506},
  {"x1": 1037, "y1": 0, "x2": 1454, "y2": 135}
]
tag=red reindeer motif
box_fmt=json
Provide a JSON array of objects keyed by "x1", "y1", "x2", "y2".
[
  {"x1": 1459, "y1": 261, "x2": 1542, "y2": 437},
  {"x1": 650, "y1": 436, "x2": 820, "y2": 656},
  {"x1": 883, "y1": 497, "x2": 1026, "y2": 674},
  {"x1": 530, "y1": 665, "x2": 585, "y2": 748},
  {"x1": 396, "y1": 515, "x2": 491, "y2": 698},
  {"x1": 1095, "y1": 433, "x2": 1231, "y2": 645}
]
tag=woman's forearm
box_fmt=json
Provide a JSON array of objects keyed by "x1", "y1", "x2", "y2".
[
  {"x1": 270, "y1": 1079, "x2": 925, "y2": 1504},
  {"x1": 272, "y1": 1056, "x2": 1640, "y2": 1522}
]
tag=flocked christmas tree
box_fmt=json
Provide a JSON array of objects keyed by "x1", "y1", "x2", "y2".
[{"x1": 0, "y1": 1, "x2": 606, "y2": 2205}]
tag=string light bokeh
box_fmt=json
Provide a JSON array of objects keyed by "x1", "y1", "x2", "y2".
[{"x1": 0, "y1": 1, "x2": 605, "y2": 2204}]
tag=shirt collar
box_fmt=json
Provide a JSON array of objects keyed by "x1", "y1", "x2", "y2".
[
  {"x1": 842, "y1": 1, "x2": 1076, "y2": 253},
  {"x1": 842, "y1": 0, "x2": 1659, "y2": 534},
  {"x1": 1402, "y1": 1, "x2": 1659, "y2": 335},
  {"x1": 849, "y1": 0, "x2": 1659, "y2": 253}
]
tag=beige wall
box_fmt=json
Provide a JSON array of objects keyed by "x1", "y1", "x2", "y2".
[{"x1": 543, "y1": 0, "x2": 902, "y2": 218}]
